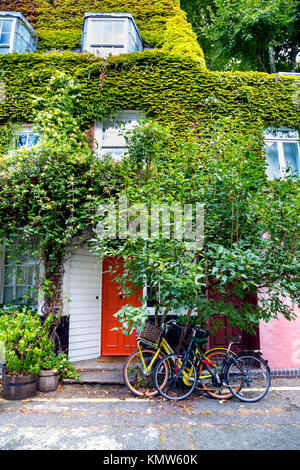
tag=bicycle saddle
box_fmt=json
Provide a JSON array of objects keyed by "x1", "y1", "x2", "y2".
[{"x1": 224, "y1": 335, "x2": 241, "y2": 344}]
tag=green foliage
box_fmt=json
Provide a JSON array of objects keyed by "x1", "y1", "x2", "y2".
[
  {"x1": 112, "y1": 305, "x2": 149, "y2": 336},
  {"x1": 161, "y1": 6, "x2": 206, "y2": 66},
  {"x1": 40, "y1": 350, "x2": 80, "y2": 380},
  {"x1": 0, "y1": 310, "x2": 53, "y2": 376},
  {"x1": 0, "y1": 51, "x2": 298, "y2": 136},
  {"x1": 181, "y1": 0, "x2": 300, "y2": 72},
  {"x1": 92, "y1": 120, "x2": 300, "y2": 333},
  {"x1": 0, "y1": 0, "x2": 201, "y2": 53},
  {"x1": 0, "y1": 72, "x2": 117, "y2": 314}
]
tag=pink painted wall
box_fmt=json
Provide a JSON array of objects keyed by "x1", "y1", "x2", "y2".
[{"x1": 259, "y1": 302, "x2": 300, "y2": 369}]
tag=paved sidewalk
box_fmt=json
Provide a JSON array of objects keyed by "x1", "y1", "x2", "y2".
[{"x1": 0, "y1": 377, "x2": 299, "y2": 450}]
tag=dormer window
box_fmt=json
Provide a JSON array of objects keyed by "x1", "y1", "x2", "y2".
[
  {"x1": 264, "y1": 128, "x2": 299, "y2": 180},
  {"x1": 0, "y1": 12, "x2": 37, "y2": 54},
  {"x1": 81, "y1": 13, "x2": 143, "y2": 57}
]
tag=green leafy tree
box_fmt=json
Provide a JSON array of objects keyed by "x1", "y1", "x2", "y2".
[
  {"x1": 181, "y1": 0, "x2": 300, "y2": 72},
  {"x1": 92, "y1": 119, "x2": 300, "y2": 337}
]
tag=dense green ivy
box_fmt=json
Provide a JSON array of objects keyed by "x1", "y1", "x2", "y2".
[
  {"x1": 0, "y1": 50, "x2": 298, "y2": 139},
  {"x1": 0, "y1": 0, "x2": 204, "y2": 56}
]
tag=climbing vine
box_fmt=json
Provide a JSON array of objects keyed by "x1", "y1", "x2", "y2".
[
  {"x1": 0, "y1": 73, "x2": 120, "y2": 316},
  {"x1": 0, "y1": 0, "x2": 202, "y2": 53},
  {"x1": 0, "y1": 50, "x2": 298, "y2": 136}
]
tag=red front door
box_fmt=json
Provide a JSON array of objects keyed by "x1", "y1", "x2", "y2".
[{"x1": 101, "y1": 258, "x2": 141, "y2": 356}]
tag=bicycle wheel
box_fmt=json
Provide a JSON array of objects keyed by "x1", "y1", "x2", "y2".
[
  {"x1": 198, "y1": 348, "x2": 237, "y2": 400},
  {"x1": 154, "y1": 353, "x2": 197, "y2": 401},
  {"x1": 226, "y1": 353, "x2": 271, "y2": 403},
  {"x1": 123, "y1": 348, "x2": 168, "y2": 397}
]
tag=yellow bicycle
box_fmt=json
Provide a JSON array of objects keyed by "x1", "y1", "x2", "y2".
[{"x1": 123, "y1": 320, "x2": 236, "y2": 399}]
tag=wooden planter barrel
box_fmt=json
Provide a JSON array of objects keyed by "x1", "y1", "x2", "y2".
[
  {"x1": 38, "y1": 370, "x2": 59, "y2": 392},
  {"x1": 2, "y1": 372, "x2": 37, "y2": 400}
]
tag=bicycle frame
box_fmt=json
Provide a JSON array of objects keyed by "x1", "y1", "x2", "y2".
[
  {"x1": 176, "y1": 338, "x2": 236, "y2": 386},
  {"x1": 137, "y1": 336, "x2": 174, "y2": 374},
  {"x1": 137, "y1": 326, "x2": 236, "y2": 387}
]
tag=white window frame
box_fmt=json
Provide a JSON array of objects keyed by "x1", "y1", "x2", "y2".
[
  {"x1": 0, "y1": 242, "x2": 40, "y2": 307},
  {"x1": 94, "y1": 110, "x2": 142, "y2": 159},
  {"x1": 0, "y1": 17, "x2": 16, "y2": 53},
  {"x1": 14, "y1": 125, "x2": 39, "y2": 149},
  {"x1": 88, "y1": 18, "x2": 127, "y2": 56},
  {"x1": 264, "y1": 128, "x2": 300, "y2": 179},
  {"x1": 82, "y1": 13, "x2": 143, "y2": 57}
]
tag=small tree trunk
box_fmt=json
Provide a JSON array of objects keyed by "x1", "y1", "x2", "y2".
[
  {"x1": 268, "y1": 47, "x2": 276, "y2": 74},
  {"x1": 290, "y1": 42, "x2": 299, "y2": 72},
  {"x1": 159, "y1": 306, "x2": 171, "y2": 327},
  {"x1": 177, "y1": 308, "x2": 193, "y2": 352},
  {"x1": 154, "y1": 304, "x2": 159, "y2": 327}
]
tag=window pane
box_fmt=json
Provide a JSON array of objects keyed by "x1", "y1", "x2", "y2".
[
  {"x1": 1, "y1": 21, "x2": 12, "y2": 33},
  {"x1": 27, "y1": 134, "x2": 39, "y2": 147},
  {"x1": 17, "y1": 132, "x2": 39, "y2": 148},
  {"x1": 15, "y1": 266, "x2": 26, "y2": 285},
  {"x1": 101, "y1": 147, "x2": 126, "y2": 159},
  {"x1": 16, "y1": 286, "x2": 25, "y2": 299},
  {"x1": 265, "y1": 142, "x2": 281, "y2": 179},
  {"x1": 4, "y1": 267, "x2": 14, "y2": 286},
  {"x1": 17, "y1": 134, "x2": 28, "y2": 147},
  {"x1": 3, "y1": 287, "x2": 14, "y2": 304},
  {"x1": 0, "y1": 32, "x2": 10, "y2": 45},
  {"x1": 114, "y1": 22, "x2": 124, "y2": 34},
  {"x1": 283, "y1": 142, "x2": 299, "y2": 176},
  {"x1": 0, "y1": 47, "x2": 9, "y2": 54},
  {"x1": 103, "y1": 22, "x2": 113, "y2": 43},
  {"x1": 92, "y1": 20, "x2": 102, "y2": 40}
]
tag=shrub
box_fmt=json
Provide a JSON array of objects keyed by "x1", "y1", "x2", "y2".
[
  {"x1": 40, "y1": 350, "x2": 80, "y2": 380},
  {"x1": 0, "y1": 310, "x2": 53, "y2": 376}
]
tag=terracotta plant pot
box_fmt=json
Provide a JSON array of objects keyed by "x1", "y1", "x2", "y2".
[
  {"x1": 2, "y1": 371, "x2": 37, "y2": 400},
  {"x1": 38, "y1": 370, "x2": 59, "y2": 392}
]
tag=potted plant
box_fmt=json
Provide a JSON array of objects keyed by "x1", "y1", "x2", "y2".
[
  {"x1": 38, "y1": 351, "x2": 80, "y2": 392},
  {"x1": 38, "y1": 350, "x2": 59, "y2": 392},
  {"x1": 0, "y1": 309, "x2": 52, "y2": 400}
]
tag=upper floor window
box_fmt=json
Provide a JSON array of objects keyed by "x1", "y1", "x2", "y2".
[
  {"x1": 0, "y1": 12, "x2": 37, "y2": 54},
  {"x1": 0, "y1": 19, "x2": 13, "y2": 54},
  {"x1": 81, "y1": 13, "x2": 143, "y2": 57},
  {"x1": 94, "y1": 111, "x2": 141, "y2": 159},
  {"x1": 16, "y1": 126, "x2": 39, "y2": 148},
  {"x1": 264, "y1": 128, "x2": 300, "y2": 180}
]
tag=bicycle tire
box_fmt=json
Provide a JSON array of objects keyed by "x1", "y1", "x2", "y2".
[
  {"x1": 154, "y1": 353, "x2": 198, "y2": 401},
  {"x1": 225, "y1": 353, "x2": 271, "y2": 403},
  {"x1": 123, "y1": 348, "x2": 168, "y2": 397},
  {"x1": 198, "y1": 348, "x2": 237, "y2": 400}
]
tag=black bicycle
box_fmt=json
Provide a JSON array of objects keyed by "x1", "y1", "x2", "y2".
[{"x1": 153, "y1": 326, "x2": 271, "y2": 402}]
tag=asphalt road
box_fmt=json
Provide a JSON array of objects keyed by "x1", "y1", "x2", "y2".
[{"x1": 0, "y1": 377, "x2": 299, "y2": 451}]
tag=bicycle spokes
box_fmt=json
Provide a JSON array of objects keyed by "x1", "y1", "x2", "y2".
[
  {"x1": 154, "y1": 354, "x2": 198, "y2": 401},
  {"x1": 226, "y1": 355, "x2": 271, "y2": 402}
]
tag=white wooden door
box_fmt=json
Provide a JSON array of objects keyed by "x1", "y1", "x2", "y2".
[{"x1": 67, "y1": 248, "x2": 102, "y2": 361}]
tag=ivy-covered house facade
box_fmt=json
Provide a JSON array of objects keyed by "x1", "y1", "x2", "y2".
[{"x1": 0, "y1": 1, "x2": 299, "y2": 372}]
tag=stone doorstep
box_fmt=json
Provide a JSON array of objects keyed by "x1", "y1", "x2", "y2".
[
  {"x1": 63, "y1": 358, "x2": 125, "y2": 385},
  {"x1": 63, "y1": 370, "x2": 124, "y2": 385}
]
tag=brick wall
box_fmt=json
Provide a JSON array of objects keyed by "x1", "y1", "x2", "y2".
[{"x1": 259, "y1": 300, "x2": 300, "y2": 369}]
